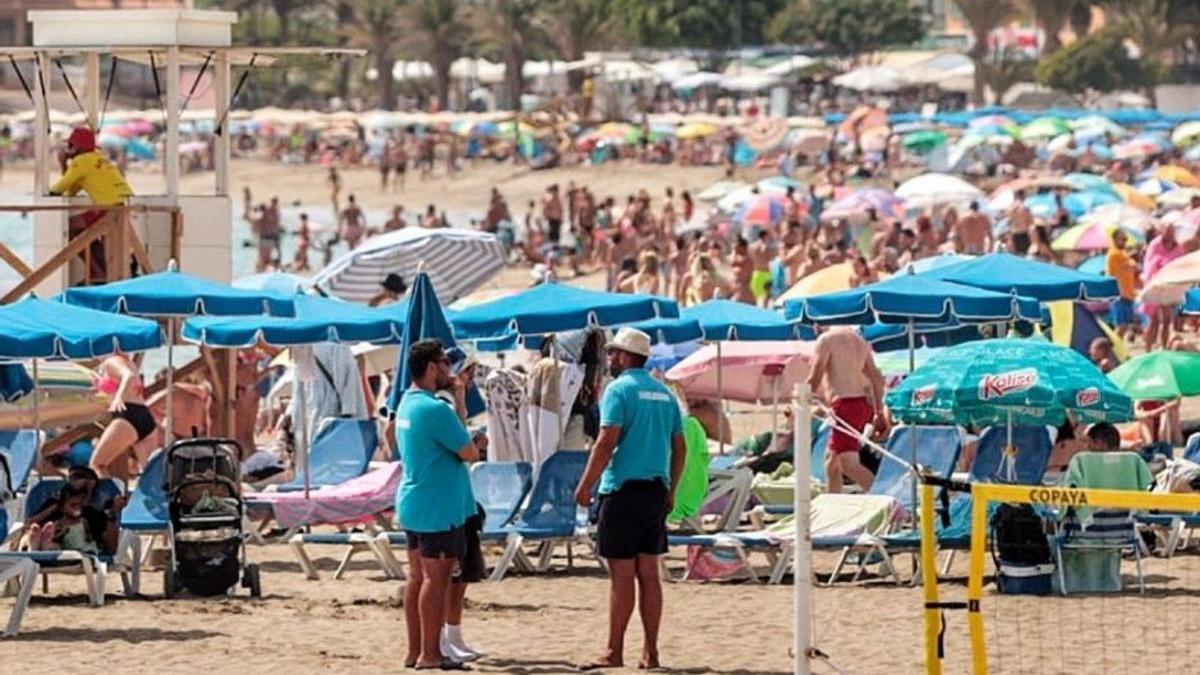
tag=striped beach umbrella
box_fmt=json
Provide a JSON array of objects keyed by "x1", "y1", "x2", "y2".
[
  {"x1": 1051, "y1": 222, "x2": 1144, "y2": 252},
  {"x1": 734, "y1": 194, "x2": 787, "y2": 227},
  {"x1": 314, "y1": 228, "x2": 505, "y2": 305}
]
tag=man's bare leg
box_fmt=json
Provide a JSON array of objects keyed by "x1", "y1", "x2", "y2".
[
  {"x1": 417, "y1": 556, "x2": 455, "y2": 668},
  {"x1": 403, "y1": 549, "x2": 424, "y2": 667},
  {"x1": 837, "y1": 452, "x2": 876, "y2": 491},
  {"x1": 825, "y1": 451, "x2": 843, "y2": 494},
  {"x1": 582, "y1": 558, "x2": 636, "y2": 669},
  {"x1": 635, "y1": 554, "x2": 663, "y2": 669}
]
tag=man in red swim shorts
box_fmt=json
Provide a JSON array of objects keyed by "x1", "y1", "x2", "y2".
[{"x1": 807, "y1": 326, "x2": 887, "y2": 493}]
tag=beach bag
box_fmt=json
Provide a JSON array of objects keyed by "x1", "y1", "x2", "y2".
[{"x1": 991, "y1": 503, "x2": 1054, "y2": 595}]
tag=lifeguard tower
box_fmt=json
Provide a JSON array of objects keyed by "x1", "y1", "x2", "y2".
[{"x1": 0, "y1": 8, "x2": 358, "y2": 298}]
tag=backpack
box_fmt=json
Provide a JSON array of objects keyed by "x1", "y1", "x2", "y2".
[{"x1": 990, "y1": 502, "x2": 1054, "y2": 595}]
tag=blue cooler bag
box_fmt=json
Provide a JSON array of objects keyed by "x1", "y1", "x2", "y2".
[{"x1": 991, "y1": 503, "x2": 1055, "y2": 596}]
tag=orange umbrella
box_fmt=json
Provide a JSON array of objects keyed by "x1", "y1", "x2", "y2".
[
  {"x1": 1112, "y1": 183, "x2": 1157, "y2": 211},
  {"x1": 1158, "y1": 165, "x2": 1200, "y2": 188}
]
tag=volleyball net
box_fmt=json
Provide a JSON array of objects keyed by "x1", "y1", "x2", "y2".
[{"x1": 920, "y1": 477, "x2": 1200, "y2": 675}]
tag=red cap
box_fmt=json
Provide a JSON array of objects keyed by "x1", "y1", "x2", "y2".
[{"x1": 67, "y1": 126, "x2": 95, "y2": 152}]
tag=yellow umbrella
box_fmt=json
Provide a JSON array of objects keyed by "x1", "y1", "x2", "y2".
[
  {"x1": 1112, "y1": 183, "x2": 1157, "y2": 211},
  {"x1": 776, "y1": 262, "x2": 855, "y2": 305},
  {"x1": 1157, "y1": 165, "x2": 1200, "y2": 188},
  {"x1": 676, "y1": 122, "x2": 718, "y2": 139}
]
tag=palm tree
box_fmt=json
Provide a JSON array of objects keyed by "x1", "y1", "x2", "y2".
[
  {"x1": 408, "y1": 0, "x2": 469, "y2": 110},
  {"x1": 953, "y1": 0, "x2": 1019, "y2": 105},
  {"x1": 345, "y1": 0, "x2": 405, "y2": 109},
  {"x1": 476, "y1": 0, "x2": 545, "y2": 110},
  {"x1": 540, "y1": 0, "x2": 617, "y2": 94},
  {"x1": 1023, "y1": 0, "x2": 1077, "y2": 55}
]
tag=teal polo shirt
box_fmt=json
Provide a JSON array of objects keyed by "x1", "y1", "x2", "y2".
[
  {"x1": 598, "y1": 368, "x2": 683, "y2": 494},
  {"x1": 394, "y1": 388, "x2": 476, "y2": 533}
]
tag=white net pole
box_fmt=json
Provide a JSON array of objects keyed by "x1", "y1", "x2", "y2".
[{"x1": 793, "y1": 383, "x2": 812, "y2": 674}]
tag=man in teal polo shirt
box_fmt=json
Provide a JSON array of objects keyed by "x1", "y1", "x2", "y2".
[
  {"x1": 576, "y1": 327, "x2": 686, "y2": 671},
  {"x1": 395, "y1": 338, "x2": 480, "y2": 671}
]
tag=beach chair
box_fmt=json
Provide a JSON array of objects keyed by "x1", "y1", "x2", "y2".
[
  {"x1": 0, "y1": 455, "x2": 37, "y2": 637},
  {"x1": 271, "y1": 418, "x2": 377, "y2": 493},
  {"x1": 668, "y1": 426, "x2": 962, "y2": 585},
  {"x1": 1052, "y1": 452, "x2": 1153, "y2": 595},
  {"x1": 2, "y1": 478, "x2": 135, "y2": 606},
  {"x1": 257, "y1": 462, "x2": 402, "y2": 580},
  {"x1": 692, "y1": 452, "x2": 754, "y2": 532},
  {"x1": 489, "y1": 451, "x2": 592, "y2": 581},
  {"x1": 750, "y1": 423, "x2": 832, "y2": 518},
  {"x1": 879, "y1": 426, "x2": 1055, "y2": 582},
  {"x1": 1142, "y1": 434, "x2": 1200, "y2": 555},
  {"x1": 0, "y1": 430, "x2": 38, "y2": 493},
  {"x1": 371, "y1": 461, "x2": 535, "y2": 580},
  {"x1": 117, "y1": 448, "x2": 169, "y2": 595}
]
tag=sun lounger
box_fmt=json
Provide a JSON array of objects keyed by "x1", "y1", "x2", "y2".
[
  {"x1": 489, "y1": 451, "x2": 593, "y2": 581},
  {"x1": 371, "y1": 461, "x2": 535, "y2": 580},
  {"x1": 0, "y1": 556, "x2": 36, "y2": 637},
  {"x1": 0, "y1": 430, "x2": 38, "y2": 494},
  {"x1": 750, "y1": 424, "x2": 832, "y2": 516},
  {"x1": 269, "y1": 419, "x2": 378, "y2": 493},
  {"x1": 117, "y1": 449, "x2": 169, "y2": 594},
  {"x1": 3, "y1": 478, "x2": 135, "y2": 606}
]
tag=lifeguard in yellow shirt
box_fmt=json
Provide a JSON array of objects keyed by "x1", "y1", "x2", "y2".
[{"x1": 49, "y1": 127, "x2": 133, "y2": 280}]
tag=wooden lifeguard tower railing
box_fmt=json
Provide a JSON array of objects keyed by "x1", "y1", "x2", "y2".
[{"x1": 0, "y1": 8, "x2": 361, "y2": 448}]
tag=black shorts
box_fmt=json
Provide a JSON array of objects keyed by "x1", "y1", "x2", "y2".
[
  {"x1": 596, "y1": 479, "x2": 669, "y2": 560},
  {"x1": 547, "y1": 218, "x2": 563, "y2": 243},
  {"x1": 1011, "y1": 231, "x2": 1031, "y2": 254},
  {"x1": 116, "y1": 402, "x2": 156, "y2": 441},
  {"x1": 407, "y1": 525, "x2": 467, "y2": 560},
  {"x1": 457, "y1": 509, "x2": 486, "y2": 583}
]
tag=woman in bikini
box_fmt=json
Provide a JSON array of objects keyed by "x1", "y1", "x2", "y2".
[{"x1": 91, "y1": 351, "x2": 156, "y2": 482}]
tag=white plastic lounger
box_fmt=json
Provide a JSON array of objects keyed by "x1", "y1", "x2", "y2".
[{"x1": 0, "y1": 555, "x2": 37, "y2": 636}]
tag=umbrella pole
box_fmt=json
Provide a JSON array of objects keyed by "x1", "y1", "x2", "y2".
[
  {"x1": 1006, "y1": 409, "x2": 1014, "y2": 483},
  {"x1": 793, "y1": 383, "x2": 813, "y2": 675},
  {"x1": 907, "y1": 318, "x2": 916, "y2": 373},
  {"x1": 31, "y1": 359, "x2": 40, "y2": 461},
  {"x1": 771, "y1": 375, "x2": 779, "y2": 449},
  {"x1": 298, "y1": 370, "x2": 310, "y2": 499},
  {"x1": 165, "y1": 318, "x2": 175, "y2": 447},
  {"x1": 717, "y1": 341, "x2": 725, "y2": 455}
]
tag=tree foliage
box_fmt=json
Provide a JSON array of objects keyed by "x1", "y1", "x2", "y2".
[
  {"x1": 1034, "y1": 28, "x2": 1145, "y2": 95},
  {"x1": 768, "y1": 0, "x2": 925, "y2": 57},
  {"x1": 611, "y1": 0, "x2": 786, "y2": 52}
]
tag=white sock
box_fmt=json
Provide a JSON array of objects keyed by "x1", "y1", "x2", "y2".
[
  {"x1": 445, "y1": 623, "x2": 486, "y2": 658},
  {"x1": 441, "y1": 625, "x2": 479, "y2": 662}
]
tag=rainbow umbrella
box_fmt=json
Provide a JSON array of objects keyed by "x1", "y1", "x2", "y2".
[
  {"x1": 1051, "y1": 222, "x2": 1144, "y2": 252},
  {"x1": 821, "y1": 187, "x2": 904, "y2": 221},
  {"x1": 734, "y1": 194, "x2": 787, "y2": 227}
]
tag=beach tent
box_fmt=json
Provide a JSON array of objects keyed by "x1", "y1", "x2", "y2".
[{"x1": 1045, "y1": 301, "x2": 1128, "y2": 362}]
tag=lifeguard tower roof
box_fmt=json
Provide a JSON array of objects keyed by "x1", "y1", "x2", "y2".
[{"x1": 29, "y1": 9, "x2": 237, "y2": 47}]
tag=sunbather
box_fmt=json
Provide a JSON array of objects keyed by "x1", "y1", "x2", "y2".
[{"x1": 23, "y1": 482, "x2": 123, "y2": 556}]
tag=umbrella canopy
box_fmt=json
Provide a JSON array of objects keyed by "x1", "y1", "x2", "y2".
[
  {"x1": 697, "y1": 180, "x2": 749, "y2": 202},
  {"x1": 1144, "y1": 250, "x2": 1200, "y2": 297},
  {"x1": 314, "y1": 227, "x2": 505, "y2": 306},
  {"x1": 1051, "y1": 222, "x2": 1144, "y2": 252},
  {"x1": 1111, "y1": 183, "x2": 1158, "y2": 210},
  {"x1": 1158, "y1": 165, "x2": 1200, "y2": 188},
  {"x1": 925, "y1": 252, "x2": 1119, "y2": 301},
  {"x1": 676, "y1": 121, "x2": 719, "y2": 139},
  {"x1": 182, "y1": 294, "x2": 405, "y2": 348},
  {"x1": 905, "y1": 253, "x2": 975, "y2": 274},
  {"x1": 777, "y1": 262, "x2": 857, "y2": 303},
  {"x1": 740, "y1": 117, "x2": 789, "y2": 152},
  {"x1": 1077, "y1": 255, "x2": 1106, "y2": 276},
  {"x1": 627, "y1": 317, "x2": 705, "y2": 346},
  {"x1": 0, "y1": 298, "x2": 162, "y2": 359},
  {"x1": 901, "y1": 130, "x2": 947, "y2": 153},
  {"x1": 894, "y1": 173, "x2": 984, "y2": 210},
  {"x1": 861, "y1": 320, "x2": 988, "y2": 353},
  {"x1": 1027, "y1": 190, "x2": 1121, "y2": 219},
  {"x1": 734, "y1": 194, "x2": 787, "y2": 227},
  {"x1": 885, "y1": 339, "x2": 1133, "y2": 426},
  {"x1": 1159, "y1": 187, "x2": 1200, "y2": 210},
  {"x1": 1183, "y1": 288, "x2": 1200, "y2": 315},
  {"x1": 1070, "y1": 115, "x2": 1124, "y2": 137},
  {"x1": 1021, "y1": 116, "x2": 1070, "y2": 140},
  {"x1": 1108, "y1": 350, "x2": 1200, "y2": 400},
  {"x1": 387, "y1": 272, "x2": 462, "y2": 415},
  {"x1": 821, "y1": 188, "x2": 904, "y2": 221},
  {"x1": 681, "y1": 299, "x2": 803, "y2": 341},
  {"x1": 1063, "y1": 172, "x2": 1116, "y2": 195},
  {"x1": 450, "y1": 283, "x2": 678, "y2": 340},
  {"x1": 1079, "y1": 202, "x2": 1154, "y2": 230},
  {"x1": 666, "y1": 341, "x2": 814, "y2": 404},
  {"x1": 1172, "y1": 120, "x2": 1200, "y2": 147},
  {"x1": 785, "y1": 273, "x2": 1041, "y2": 325},
  {"x1": 62, "y1": 269, "x2": 295, "y2": 317}
]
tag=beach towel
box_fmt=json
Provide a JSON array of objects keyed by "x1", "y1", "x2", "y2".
[
  {"x1": 246, "y1": 462, "x2": 402, "y2": 529},
  {"x1": 1061, "y1": 452, "x2": 1153, "y2": 526},
  {"x1": 484, "y1": 368, "x2": 530, "y2": 463},
  {"x1": 525, "y1": 358, "x2": 583, "y2": 470}
]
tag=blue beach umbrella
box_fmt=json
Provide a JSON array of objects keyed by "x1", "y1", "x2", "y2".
[
  {"x1": 386, "y1": 272, "x2": 464, "y2": 417},
  {"x1": 182, "y1": 294, "x2": 404, "y2": 348},
  {"x1": 232, "y1": 272, "x2": 311, "y2": 295},
  {"x1": 925, "y1": 253, "x2": 1119, "y2": 301},
  {"x1": 63, "y1": 266, "x2": 295, "y2": 445},
  {"x1": 682, "y1": 300, "x2": 804, "y2": 341},
  {"x1": 450, "y1": 283, "x2": 678, "y2": 341}
]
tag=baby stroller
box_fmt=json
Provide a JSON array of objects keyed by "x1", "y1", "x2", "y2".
[{"x1": 163, "y1": 438, "x2": 261, "y2": 599}]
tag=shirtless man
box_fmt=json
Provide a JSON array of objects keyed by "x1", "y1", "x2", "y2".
[
  {"x1": 542, "y1": 184, "x2": 565, "y2": 245},
  {"x1": 956, "y1": 202, "x2": 993, "y2": 255},
  {"x1": 384, "y1": 206, "x2": 407, "y2": 232},
  {"x1": 807, "y1": 326, "x2": 887, "y2": 493},
  {"x1": 748, "y1": 230, "x2": 774, "y2": 307},
  {"x1": 731, "y1": 237, "x2": 754, "y2": 304},
  {"x1": 339, "y1": 194, "x2": 367, "y2": 249},
  {"x1": 1007, "y1": 190, "x2": 1033, "y2": 255}
]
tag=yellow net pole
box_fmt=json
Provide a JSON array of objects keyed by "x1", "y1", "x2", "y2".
[
  {"x1": 967, "y1": 494, "x2": 990, "y2": 675},
  {"x1": 919, "y1": 483, "x2": 942, "y2": 675}
]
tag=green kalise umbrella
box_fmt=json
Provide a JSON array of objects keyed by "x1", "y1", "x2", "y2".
[
  {"x1": 886, "y1": 339, "x2": 1133, "y2": 427},
  {"x1": 901, "y1": 130, "x2": 947, "y2": 153},
  {"x1": 1107, "y1": 350, "x2": 1200, "y2": 400}
]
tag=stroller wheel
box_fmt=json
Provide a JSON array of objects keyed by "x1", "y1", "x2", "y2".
[
  {"x1": 243, "y1": 563, "x2": 262, "y2": 599},
  {"x1": 163, "y1": 568, "x2": 177, "y2": 599}
]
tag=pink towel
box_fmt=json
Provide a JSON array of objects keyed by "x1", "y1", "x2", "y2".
[{"x1": 247, "y1": 462, "x2": 402, "y2": 529}]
